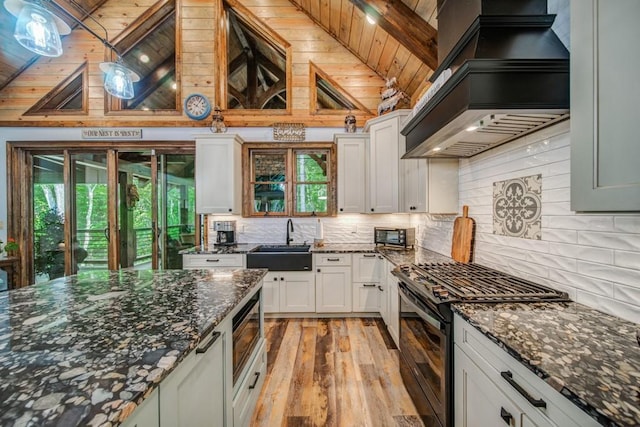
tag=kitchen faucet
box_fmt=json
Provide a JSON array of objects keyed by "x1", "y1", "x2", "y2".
[{"x1": 286, "y1": 219, "x2": 294, "y2": 245}]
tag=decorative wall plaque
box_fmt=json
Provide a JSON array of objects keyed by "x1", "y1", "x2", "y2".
[
  {"x1": 273, "y1": 123, "x2": 305, "y2": 142},
  {"x1": 493, "y1": 174, "x2": 542, "y2": 240}
]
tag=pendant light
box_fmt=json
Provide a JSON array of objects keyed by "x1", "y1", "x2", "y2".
[
  {"x1": 3, "y1": 0, "x2": 140, "y2": 100},
  {"x1": 4, "y1": 0, "x2": 71, "y2": 57}
]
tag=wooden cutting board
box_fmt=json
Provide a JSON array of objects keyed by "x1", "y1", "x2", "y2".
[{"x1": 451, "y1": 205, "x2": 475, "y2": 263}]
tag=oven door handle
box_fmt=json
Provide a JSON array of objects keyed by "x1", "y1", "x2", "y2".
[{"x1": 399, "y1": 285, "x2": 444, "y2": 331}]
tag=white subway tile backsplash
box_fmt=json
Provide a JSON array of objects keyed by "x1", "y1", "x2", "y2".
[
  {"x1": 422, "y1": 120, "x2": 640, "y2": 323},
  {"x1": 548, "y1": 242, "x2": 614, "y2": 264},
  {"x1": 577, "y1": 231, "x2": 640, "y2": 252},
  {"x1": 541, "y1": 228, "x2": 578, "y2": 244},
  {"x1": 575, "y1": 291, "x2": 640, "y2": 325},
  {"x1": 525, "y1": 252, "x2": 577, "y2": 272},
  {"x1": 614, "y1": 216, "x2": 640, "y2": 234},
  {"x1": 542, "y1": 215, "x2": 614, "y2": 231},
  {"x1": 548, "y1": 269, "x2": 614, "y2": 297},
  {"x1": 577, "y1": 261, "x2": 640, "y2": 289},
  {"x1": 614, "y1": 250, "x2": 640, "y2": 269}
]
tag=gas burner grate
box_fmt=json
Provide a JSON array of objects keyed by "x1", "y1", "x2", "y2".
[{"x1": 411, "y1": 262, "x2": 570, "y2": 303}]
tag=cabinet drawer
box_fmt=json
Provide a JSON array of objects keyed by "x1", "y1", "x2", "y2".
[
  {"x1": 233, "y1": 340, "x2": 266, "y2": 427},
  {"x1": 454, "y1": 314, "x2": 599, "y2": 427},
  {"x1": 183, "y1": 254, "x2": 244, "y2": 269},
  {"x1": 314, "y1": 253, "x2": 351, "y2": 266}
]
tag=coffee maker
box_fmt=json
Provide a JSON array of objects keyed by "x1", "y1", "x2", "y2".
[{"x1": 214, "y1": 221, "x2": 237, "y2": 245}]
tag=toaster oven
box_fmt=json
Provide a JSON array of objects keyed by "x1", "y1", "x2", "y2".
[{"x1": 374, "y1": 227, "x2": 415, "y2": 248}]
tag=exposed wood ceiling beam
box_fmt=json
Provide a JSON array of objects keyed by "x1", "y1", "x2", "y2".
[{"x1": 349, "y1": 0, "x2": 438, "y2": 70}]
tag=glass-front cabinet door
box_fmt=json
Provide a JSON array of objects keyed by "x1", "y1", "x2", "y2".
[{"x1": 251, "y1": 150, "x2": 287, "y2": 215}]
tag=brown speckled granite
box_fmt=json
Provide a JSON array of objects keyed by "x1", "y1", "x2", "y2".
[
  {"x1": 377, "y1": 246, "x2": 452, "y2": 265},
  {"x1": 310, "y1": 243, "x2": 378, "y2": 253},
  {"x1": 179, "y1": 243, "x2": 261, "y2": 254},
  {"x1": 453, "y1": 302, "x2": 640, "y2": 427},
  {"x1": 0, "y1": 268, "x2": 266, "y2": 426}
]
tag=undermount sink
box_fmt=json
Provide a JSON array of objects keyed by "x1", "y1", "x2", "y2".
[
  {"x1": 246, "y1": 245, "x2": 312, "y2": 271},
  {"x1": 252, "y1": 244, "x2": 310, "y2": 253}
]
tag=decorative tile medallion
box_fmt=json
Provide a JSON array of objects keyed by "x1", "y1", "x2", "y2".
[{"x1": 493, "y1": 174, "x2": 542, "y2": 239}]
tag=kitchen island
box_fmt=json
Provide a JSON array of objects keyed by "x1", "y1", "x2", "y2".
[{"x1": 0, "y1": 268, "x2": 267, "y2": 426}]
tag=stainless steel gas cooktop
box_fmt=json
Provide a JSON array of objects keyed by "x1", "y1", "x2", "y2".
[{"x1": 393, "y1": 262, "x2": 570, "y2": 305}]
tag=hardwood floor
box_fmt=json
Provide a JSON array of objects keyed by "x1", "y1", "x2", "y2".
[{"x1": 251, "y1": 318, "x2": 425, "y2": 427}]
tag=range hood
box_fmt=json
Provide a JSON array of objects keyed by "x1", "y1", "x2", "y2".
[{"x1": 401, "y1": 0, "x2": 570, "y2": 158}]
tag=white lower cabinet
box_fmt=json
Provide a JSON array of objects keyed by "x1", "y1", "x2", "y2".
[
  {"x1": 315, "y1": 253, "x2": 352, "y2": 313},
  {"x1": 385, "y1": 261, "x2": 399, "y2": 346},
  {"x1": 454, "y1": 314, "x2": 599, "y2": 427},
  {"x1": 121, "y1": 389, "x2": 159, "y2": 427},
  {"x1": 262, "y1": 272, "x2": 280, "y2": 313},
  {"x1": 264, "y1": 271, "x2": 315, "y2": 313},
  {"x1": 182, "y1": 254, "x2": 245, "y2": 269},
  {"x1": 352, "y1": 253, "x2": 383, "y2": 312},
  {"x1": 352, "y1": 282, "x2": 381, "y2": 312},
  {"x1": 233, "y1": 340, "x2": 266, "y2": 427},
  {"x1": 159, "y1": 326, "x2": 227, "y2": 427}
]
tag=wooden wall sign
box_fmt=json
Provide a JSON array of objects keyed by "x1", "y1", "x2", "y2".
[
  {"x1": 82, "y1": 129, "x2": 143, "y2": 139},
  {"x1": 273, "y1": 123, "x2": 305, "y2": 142}
]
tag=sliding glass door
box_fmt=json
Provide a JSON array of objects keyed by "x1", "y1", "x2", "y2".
[{"x1": 17, "y1": 144, "x2": 195, "y2": 285}]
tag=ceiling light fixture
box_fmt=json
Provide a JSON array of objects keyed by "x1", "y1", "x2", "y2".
[
  {"x1": 3, "y1": 0, "x2": 139, "y2": 99},
  {"x1": 365, "y1": 14, "x2": 376, "y2": 25}
]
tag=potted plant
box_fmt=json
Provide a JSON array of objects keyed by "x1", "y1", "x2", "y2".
[{"x1": 4, "y1": 238, "x2": 19, "y2": 257}]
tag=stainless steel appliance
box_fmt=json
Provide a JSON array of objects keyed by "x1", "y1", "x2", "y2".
[
  {"x1": 232, "y1": 290, "x2": 261, "y2": 384},
  {"x1": 374, "y1": 227, "x2": 415, "y2": 248},
  {"x1": 393, "y1": 262, "x2": 570, "y2": 427},
  {"x1": 214, "y1": 220, "x2": 237, "y2": 245}
]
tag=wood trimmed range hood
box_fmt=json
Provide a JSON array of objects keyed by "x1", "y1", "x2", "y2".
[{"x1": 401, "y1": 0, "x2": 569, "y2": 158}]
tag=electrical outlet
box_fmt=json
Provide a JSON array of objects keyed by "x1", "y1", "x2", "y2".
[{"x1": 0, "y1": 220, "x2": 4, "y2": 230}]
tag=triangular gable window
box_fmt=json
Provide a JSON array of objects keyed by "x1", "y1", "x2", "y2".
[
  {"x1": 107, "y1": 0, "x2": 177, "y2": 112},
  {"x1": 310, "y1": 62, "x2": 371, "y2": 114},
  {"x1": 25, "y1": 63, "x2": 87, "y2": 115},
  {"x1": 225, "y1": 3, "x2": 290, "y2": 110}
]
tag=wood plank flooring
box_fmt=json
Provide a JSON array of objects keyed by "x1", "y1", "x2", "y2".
[{"x1": 251, "y1": 318, "x2": 425, "y2": 427}]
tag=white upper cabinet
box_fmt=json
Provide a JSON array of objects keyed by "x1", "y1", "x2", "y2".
[
  {"x1": 195, "y1": 134, "x2": 243, "y2": 214},
  {"x1": 364, "y1": 110, "x2": 410, "y2": 213},
  {"x1": 400, "y1": 158, "x2": 458, "y2": 214},
  {"x1": 335, "y1": 133, "x2": 368, "y2": 213},
  {"x1": 571, "y1": 1, "x2": 640, "y2": 211}
]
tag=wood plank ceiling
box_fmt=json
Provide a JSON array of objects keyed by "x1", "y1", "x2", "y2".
[
  {"x1": 286, "y1": 0, "x2": 438, "y2": 102},
  {"x1": 0, "y1": 0, "x2": 439, "y2": 114}
]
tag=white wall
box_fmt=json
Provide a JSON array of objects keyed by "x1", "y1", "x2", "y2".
[{"x1": 417, "y1": 120, "x2": 640, "y2": 324}]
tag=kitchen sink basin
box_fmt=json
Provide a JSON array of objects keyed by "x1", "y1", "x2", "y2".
[{"x1": 246, "y1": 245, "x2": 312, "y2": 271}]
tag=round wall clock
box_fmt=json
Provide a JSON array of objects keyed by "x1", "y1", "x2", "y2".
[{"x1": 184, "y1": 93, "x2": 212, "y2": 120}]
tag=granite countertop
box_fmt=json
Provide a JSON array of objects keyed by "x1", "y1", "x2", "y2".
[
  {"x1": 453, "y1": 302, "x2": 640, "y2": 427},
  {"x1": 0, "y1": 268, "x2": 267, "y2": 426},
  {"x1": 181, "y1": 242, "x2": 451, "y2": 267}
]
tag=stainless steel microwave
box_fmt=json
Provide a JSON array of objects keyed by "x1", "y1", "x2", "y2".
[{"x1": 374, "y1": 227, "x2": 415, "y2": 248}]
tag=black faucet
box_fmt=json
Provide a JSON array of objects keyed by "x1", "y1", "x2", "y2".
[{"x1": 286, "y1": 219, "x2": 294, "y2": 245}]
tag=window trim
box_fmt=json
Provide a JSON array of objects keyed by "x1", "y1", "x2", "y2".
[{"x1": 242, "y1": 142, "x2": 337, "y2": 217}]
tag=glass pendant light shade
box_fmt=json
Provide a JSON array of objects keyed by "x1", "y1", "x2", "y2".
[
  {"x1": 100, "y1": 61, "x2": 140, "y2": 100},
  {"x1": 12, "y1": 2, "x2": 63, "y2": 57}
]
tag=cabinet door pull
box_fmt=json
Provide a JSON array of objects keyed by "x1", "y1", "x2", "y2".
[
  {"x1": 378, "y1": 285, "x2": 383, "y2": 291},
  {"x1": 327, "y1": 258, "x2": 340, "y2": 261},
  {"x1": 206, "y1": 259, "x2": 220, "y2": 263},
  {"x1": 363, "y1": 254, "x2": 376, "y2": 258},
  {"x1": 363, "y1": 283, "x2": 377, "y2": 287},
  {"x1": 500, "y1": 371, "x2": 547, "y2": 408},
  {"x1": 500, "y1": 407, "x2": 512, "y2": 425},
  {"x1": 196, "y1": 331, "x2": 221, "y2": 354},
  {"x1": 248, "y1": 372, "x2": 261, "y2": 389}
]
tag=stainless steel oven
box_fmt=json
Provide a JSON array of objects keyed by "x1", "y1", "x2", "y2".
[
  {"x1": 398, "y1": 281, "x2": 453, "y2": 427},
  {"x1": 232, "y1": 290, "x2": 261, "y2": 384}
]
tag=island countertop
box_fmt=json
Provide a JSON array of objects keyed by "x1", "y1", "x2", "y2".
[{"x1": 0, "y1": 268, "x2": 267, "y2": 426}]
